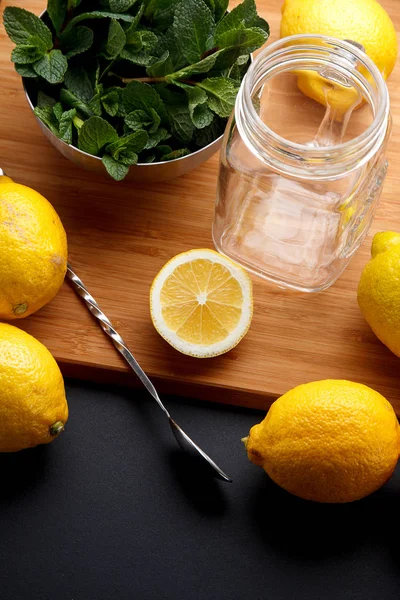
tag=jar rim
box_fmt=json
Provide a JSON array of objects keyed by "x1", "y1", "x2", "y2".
[{"x1": 238, "y1": 35, "x2": 389, "y2": 177}]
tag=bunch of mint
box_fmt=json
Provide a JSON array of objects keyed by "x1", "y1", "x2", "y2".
[{"x1": 3, "y1": 0, "x2": 269, "y2": 181}]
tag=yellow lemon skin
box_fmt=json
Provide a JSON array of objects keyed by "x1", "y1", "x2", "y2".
[
  {"x1": 245, "y1": 380, "x2": 400, "y2": 503},
  {"x1": 0, "y1": 176, "x2": 68, "y2": 319},
  {"x1": 0, "y1": 323, "x2": 68, "y2": 452},
  {"x1": 358, "y1": 232, "x2": 400, "y2": 357},
  {"x1": 281, "y1": 0, "x2": 398, "y2": 79}
]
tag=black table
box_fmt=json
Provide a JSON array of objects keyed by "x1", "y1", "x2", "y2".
[{"x1": 1, "y1": 379, "x2": 400, "y2": 600}]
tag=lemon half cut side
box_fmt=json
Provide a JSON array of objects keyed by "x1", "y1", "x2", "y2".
[{"x1": 150, "y1": 249, "x2": 253, "y2": 358}]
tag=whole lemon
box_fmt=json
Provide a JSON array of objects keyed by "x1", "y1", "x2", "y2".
[
  {"x1": 244, "y1": 380, "x2": 400, "y2": 503},
  {"x1": 358, "y1": 232, "x2": 400, "y2": 357},
  {"x1": 281, "y1": 0, "x2": 398, "y2": 113},
  {"x1": 0, "y1": 323, "x2": 68, "y2": 452},
  {"x1": 0, "y1": 175, "x2": 67, "y2": 319}
]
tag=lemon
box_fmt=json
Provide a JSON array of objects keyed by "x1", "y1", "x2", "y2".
[
  {"x1": 244, "y1": 380, "x2": 400, "y2": 503},
  {"x1": 0, "y1": 175, "x2": 68, "y2": 319},
  {"x1": 358, "y1": 232, "x2": 400, "y2": 357},
  {"x1": 150, "y1": 249, "x2": 253, "y2": 357},
  {"x1": 281, "y1": 0, "x2": 398, "y2": 113},
  {"x1": 0, "y1": 323, "x2": 68, "y2": 452}
]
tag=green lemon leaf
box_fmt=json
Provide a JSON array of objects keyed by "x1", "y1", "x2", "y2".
[
  {"x1": 48, "y1": 0, "x2": 67, "y2": 34},
  {"x1": 78, "y1": 116, "x2": 118, "y2": 155},
  {"x1": 197, "y1": 77, "x2": 239, "y2": 118},
  {"x1": 59, "y1": 26, "x2": 94, "y2": 58},
  {"x1": 3, "y1": 7, "x2": 53, "y2": 49},
  {"x1": 33, "y1": 50, "x2": 68, "y2": 84},
  {"x1": 102, "y1": 154, "x2": 130, "y2": 180},
  {"x1": 172, "y1": 0, "x2": 214, "y2": 64},
  {"x1": 101, "y1": 19, "x2": 126, "y2": 59}
]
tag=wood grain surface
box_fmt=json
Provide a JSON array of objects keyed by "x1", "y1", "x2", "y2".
[{"x1": 0, "y1": 0, "x2": 400, "y2": 412}]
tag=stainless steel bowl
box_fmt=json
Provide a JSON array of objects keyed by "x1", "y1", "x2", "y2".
[{"x1": 24, "y1": 83, "x2": 223, "y2": 182}]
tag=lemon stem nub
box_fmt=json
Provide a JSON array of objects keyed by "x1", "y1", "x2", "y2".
[
  {"x1": 13, "y1": 303, "x2": 28, "y2": 316},
  {"x1": 50, "y1": 421, "x2": 65, "y2": 436}
]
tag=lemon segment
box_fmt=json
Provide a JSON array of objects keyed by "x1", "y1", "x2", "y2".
[{"x1": 150, "y1": 249, "x2": 253, "y2": 357}]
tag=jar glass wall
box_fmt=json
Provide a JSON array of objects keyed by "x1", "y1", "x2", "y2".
[{"x1": 213, "y1": 36, "x2": 391, "y2": 292}]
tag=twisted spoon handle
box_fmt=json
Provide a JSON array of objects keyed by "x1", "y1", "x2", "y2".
[{"x1": 66, "y1": 264, "x2": 170, "y2": 418}]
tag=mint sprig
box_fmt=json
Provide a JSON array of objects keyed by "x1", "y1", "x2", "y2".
[{"x1": 3, "y1": 0, "x2": 269, "y2": 180}]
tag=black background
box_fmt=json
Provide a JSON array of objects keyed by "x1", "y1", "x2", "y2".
[{"x1": 1, "y1": 379, "x2": 400, "y2": 600}]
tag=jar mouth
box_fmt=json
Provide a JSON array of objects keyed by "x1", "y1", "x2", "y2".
[{"x1": 238, "y1": 35, "x2": 389, "y2": 177}]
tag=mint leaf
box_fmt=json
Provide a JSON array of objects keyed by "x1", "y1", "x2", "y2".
[
  {"x1": 15, "y1": 63, "x2": 38, "y2": 77},
  {"x1": 59, "y1": 26, "x2": 94, "y2": 58},
  {"x1": 59, "y1": 108, "x2": 77, "y2": 143},
  {"x1": 101, "y1": 89, "x2": 119, "y2": 116},
  {"x1": 37, "y1": 91, "x2": 57, "y2": 107},
  {"x1": 53, "y1": 102, "x2": 64, "y2": 122},
  {"x1": 166, "y1": 52, "x2": 218, "y2": 81},
  {"x1": 145, "y1": 127, "x2": 170, "y2": 149},
  {"x1": 216, "y1": 0, "x2": 269, "y2": 36},
  {"x1": 63, "y1": 11, "x2": 135, "y2": 33},
  {"x1": 124, "y1": 3, "x2": 145, "y2": 41},
  {"x1": 161, "y1": 148, "x2": 190, "y2": 161},
  {"x1": 198, "y1": 77, "x2": 239, "y2": 117},
  {"x1": 156, "y1": 87, "x2": 193, "y2": 143},
  {"x1": 33, "y1": 50, "x2": 68, "y2": 84},
  {"x1": 214, "y1": 0, "x2": 228, "y2": 22},
  {"x1": 174, "y1": 83, "x2": 213, "y2": 129},
  {"x1": 48, "y1": 0, "x2": 67, "y2": 33},
  {"x1": 123, "y1": 81, "x2": 168, "y2": 124},
  {"x1": 60, "y1": 88, "x2": 94, "y2": 118},
  {"x1": 65, "y1": 67, "x2": 94, "y2": 103},
  {"x1": 78, "y1": 116, "x2": 118, "y2": 155},
  {"x1": 216, "y1": 26, "x2": 268, "y2": 54},
  {"x1": 102, "y1": 155, "x2": 130, "y2": 181},
  {"x1": 109, "y1": 0, "x2": 138, "y2": 12},
  {"x1": 193, "y1": 115, "x2": 225, "y2": 147},
  {"x1": 151, "y1": 0, "x2": 181, "y2": 30},
  {"x1": 101, "y1": 19, "x2": 126, "y2": 59},
  {"x1": 173, "y1": 0, "x2": 214, "y2": 64},
  {"x1": 121, "y1": 30, "x2": 159, "y2": 66},
  {"x1": 3, "y1": 7, "x2": 53, "y2": 49},
  {"x1": 11, "y1": 37, "x2": 47, "y2": 64},
  {"x1": 125, "y1": 108, "x2": 160, "y2": 133},
  {"x1": 106, "y1": 130, "x2": 148, "y2": 158},
  {"x1": 34, "y1": 106, "x2": 59, "y2": 136}
]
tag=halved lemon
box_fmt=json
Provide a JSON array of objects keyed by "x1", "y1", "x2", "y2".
[{"x1": 150, "y1": 249, "x2": 253, "y2": 358}]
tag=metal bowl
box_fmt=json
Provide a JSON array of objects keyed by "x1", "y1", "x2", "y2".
[{"x1": 23, "y1": 82, "x2": 223, "y2": 182}]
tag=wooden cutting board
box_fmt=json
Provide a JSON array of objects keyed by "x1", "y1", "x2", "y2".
[{"x1": 1, "y1": 0, "x2": 400, "y2": 412}]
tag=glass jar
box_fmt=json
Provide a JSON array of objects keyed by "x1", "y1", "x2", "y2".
[{"x1": 213, "y1": 35, "x2": 391, "y2": 292}]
